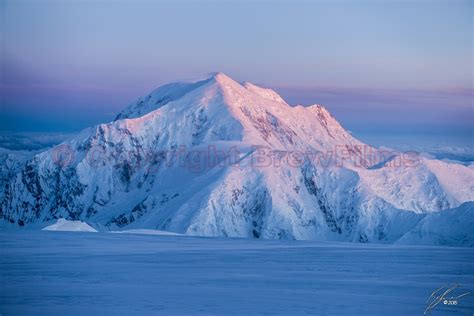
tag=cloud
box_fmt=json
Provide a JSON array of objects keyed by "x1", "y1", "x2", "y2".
[{"x1": 0, "y1": 132, "x2": 74, "y2": 151}]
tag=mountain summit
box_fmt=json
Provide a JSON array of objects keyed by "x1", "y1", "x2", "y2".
[{"x1": 1, "y1": 73, "x2": 473, "y2": 245}]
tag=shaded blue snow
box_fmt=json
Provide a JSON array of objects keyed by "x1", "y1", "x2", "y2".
[{"x1": 0, "y1": 231, "x2": 473, "y2": 315}]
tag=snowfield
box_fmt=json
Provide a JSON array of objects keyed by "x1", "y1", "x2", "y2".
[
  {"x1": 110, "y1": 228, "x2": 183, "y2": 236},
  {"x1": 1, "y1": 231, "x2": 473, "y2": 315}
]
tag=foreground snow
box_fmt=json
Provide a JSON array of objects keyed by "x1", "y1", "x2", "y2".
[
  {"x1": 42, "y1": 218, "x2": 97, "y2": 232},
  {"x1": 110, "y1": 228, "x2": 182, "y2": 236},
  {"x1": 0, "y1": 232, "x2": 473, "y2": 315}
]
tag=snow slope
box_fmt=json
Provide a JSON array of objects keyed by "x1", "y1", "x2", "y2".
[
  {"x1": 396, "y1": 202, "x2": 474, "y2": 246},
  {"x1": 1, "y1": 73, "x2": 473, "y2": 245}
]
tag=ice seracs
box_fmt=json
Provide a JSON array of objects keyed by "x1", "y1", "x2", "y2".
[{"x1": 1, "y1": 72, "x2": 473, "y2": 245}]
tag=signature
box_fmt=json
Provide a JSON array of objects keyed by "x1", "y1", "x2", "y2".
[{"x1": 424, "y1": 284, "x2": 470, "y2": 314}]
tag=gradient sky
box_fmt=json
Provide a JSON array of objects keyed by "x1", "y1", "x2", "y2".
[{"x1": 0, "y1": 0, "x2": 472, "y2": 145}]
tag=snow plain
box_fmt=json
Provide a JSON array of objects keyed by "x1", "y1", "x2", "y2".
[{"x1": 1, "y1": 231, "x2": 473, "y2": 315}]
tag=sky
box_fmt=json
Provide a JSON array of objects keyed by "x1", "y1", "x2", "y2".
[{"x1": 0, "y1": 0, "x2": 472, "y2": 148}]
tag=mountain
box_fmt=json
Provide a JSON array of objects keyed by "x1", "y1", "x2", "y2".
[
  {"x1": 1, "y1": 73, "x2": 473, "y2": 244},
  {"x1": 0, "y1": 148, "x2": 37, "y2": 202},
  {"x1": 396, "y1": 201, "x2": 474, "y2": 247}
]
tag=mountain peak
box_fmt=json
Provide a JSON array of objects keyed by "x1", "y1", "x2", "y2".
[
  {"x1": 209, "y1": 72, "x2": 245, "y2": 90},
  {"x1": 115, "y1": 72, "x2": 246, "y2": 121},
  {"x1": 3, "y1": 73, "x2": 474, "y2": 246},
  {"x1": 113, "y1": 73, "x2": 354, "y2": 149},
  {"x1": 208, "y1": 71, "x2": 231, "y2": 80}
]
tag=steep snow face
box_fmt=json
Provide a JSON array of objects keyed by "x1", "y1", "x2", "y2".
[
  {"x1": 115, "y1": 77, "x2": 214, "y2": 120},
  {"x1": 0, "y1": 148, "x2": 37, "y2": 201},
  {"x1": 1, "y1": 72, "x2": 473, "y2": 245}
]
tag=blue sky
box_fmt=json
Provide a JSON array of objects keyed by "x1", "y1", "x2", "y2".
[{"x1": 1, "y1": 0, "x2": 472, "y2": 145}]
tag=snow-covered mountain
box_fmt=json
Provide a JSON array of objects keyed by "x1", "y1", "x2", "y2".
[
  {"x1": 1, "y1": 73, "x2": 473, "y2": 244},
  {"x1": 396, "y1": 201, "x2": 474, "y2": 247}
]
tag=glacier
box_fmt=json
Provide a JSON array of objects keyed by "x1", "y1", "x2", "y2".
[{"x1": 1, "y1": 72, "x2": 473, "y2": 245}]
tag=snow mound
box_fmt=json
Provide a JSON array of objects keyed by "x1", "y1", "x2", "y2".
[{"x1": 42, "y1": 218, "x2": 97, "y2": 232}]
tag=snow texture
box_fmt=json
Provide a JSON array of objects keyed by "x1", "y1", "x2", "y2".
[{"x1": 0, "y1": 231, "x2": 473, "y2": 315}]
